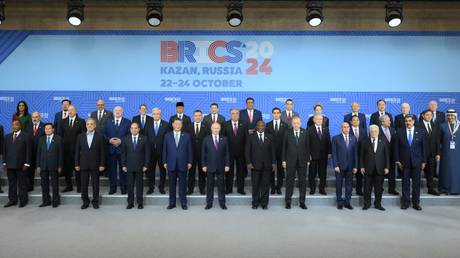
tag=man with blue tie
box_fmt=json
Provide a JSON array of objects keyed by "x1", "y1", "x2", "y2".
[
  {"x1": 103, "y1": 106, "x2": 131, "y2": 195},
  {"x1": 395, "y1": 115, "x2": 426, "y2": 211},
  {"x1": 331, "y1": 122, "x2": 358, "y2": 210},
  {"x1": 132, "y1": 104, "x2": 153, "y2": 135},
  {"x1": 163, "y1": 118, "x2": 193, "y2": 210},
  {"x1": 239, "y1": 97, "x2": 262, "y2": 134},
  {"x1": 202, "y1": 122, "x2": 230, "y2": 210}
]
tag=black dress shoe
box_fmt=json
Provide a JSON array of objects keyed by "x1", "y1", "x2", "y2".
[
  {"x1": 146, "y1": 189, "x2": 154, "y2": 195},
  {"x1": 182, "y1": 205, "x2": 188, "y2": 210},
  {"x1": 0, "y1": 188, "x2": 4, "y2": 193},
  {"x1": 362, "y1": 205, "x2": 370, "y2": 210},
  {"x1": 28, "y1": 187, "x2": 34, "y2": 192},
  {"x1": 220, "y1": 204, "x2": 227, "y2": 210},
  {"x1": 39, "y1": 202, "x2": 51, "y2": 207},
  {"x1": 413, "y1": 204, "x2": 422, "y2": 211},
  {"x1": 337, "y1": 204, "x2": 343, "y2": 210},
  {"x1": 401, "y1": 204, "x2": 409, "y2": 210},
  {"x1": 19, "y1": 201, "x2": 28, "y2": 208},
  {"x1": 138, "y1": 204, "x2": 144, "y2": 209},
  {"x1": 428, "y1": 189, "x2": 440, "y2": 196},
  {"x1": 299, "y1": 203, "x2": 308, "y2": 210},
  {"x1": 344, "y1": 204, "x2": 354, "y2": 210},
  {"x1": 52, "y1": 203, "x2": 59, "y2": 208},
  {"x1": 388, "y1": 190, "x2": 400, "y2": 195},
  {"x1": 262, "y1": 205, "x2": 268, "y2": 210},
  {"x1": 4, "y1": 202, "x2": 17, "y2": 208},
  {"x1": 93, "y1": 203, "x2": 99, "y2": 209},
  {"x1": 76, "y1": 189, "x2": 81, "y2": 194},
  {"x1": 187, "y1": 190, "x2": 193, "y2": 195},
  {"x1": 62, "y1": 187, "x2": 73, "y2": 193},
  {"x1": 200, "y1": 190, "x2": 206, "y2": 195},
  {"x1": 375, "y1": 206, "x2": 385, "y2": 211},
  {"x1": 160, "y1": 190, "x2": 166, "y2": 194},
  {"x1": 309, "y1": 190, "x2": 315, "y2": 195},
  {"x1": 81, "y1": 203, "x2": 89, "y2": 209},
  {"x1": 167, "y1": 205, "x2": 176, "y2": 209},
  {"x1": 252, "y1": 205, "x2": 258, "y2": 209},
  {"x1": 238, "y1": 191, "x2": 246, "y2": 195},
  {"x1": 121, "y1": 190, "x2": 127, "y2": 195},
  {"x1": 270, "y1": 189, "x2": 276, "y2": 194},
  {"x1": 356, "y1": 191, "x2": 363, "y2": 196},
  {"x1": 126, "y1": 204, "x2": 134, "y2": 209},
  {"x1": 108, "y1": 190, "x2": 116, "y2": 195},
  {"x1": 226, "y1": 190, "x2": 233, "y2": 194},
  {"x1": 205, "y1": 204, "x2": 212, "y2": 210},
  {"x1": 319, "y1": 189, "x2": 327, "y2": 195},
  {"x1": 276, "y1": 189, "x2": 282, "y2": 195}
]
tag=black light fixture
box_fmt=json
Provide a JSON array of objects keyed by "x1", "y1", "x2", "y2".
[
  {"x1": 67, "y1": 0, "x2": 85, "y2": 26},
  {"x1": 227, "y1": 0, "x2": 243, "y2": 27},
  {"x1": 306, "y1": 1, "x2": 323, "y2": 27},
  {"x1": 386, "y1": 1, "x2": 403, "y2": 28},
  {"x1": 146, "y1": 0, "x2": 163, "y2": 27},
  {"x1": 0, "y1": 0, "x2": 5, "y2": 25}
]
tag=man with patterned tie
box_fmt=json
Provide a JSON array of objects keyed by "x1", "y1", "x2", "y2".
[
  {"x1": 132, "y1": 103, "x2": 153, "y2": 136},
  {"x1": 281, "y1": 99, "x2": 299, "y2": 129},
  {"x1": 90, "y1": 99, "x2": 113, "y2": 134},
  {"x1": 27, "y1": 112, "x2": 45, "y2": 192},
  {"x1": 240, "y1": 97, "x2": 262, "y2": 134},
  {"x1": 379, "y1": 114, "x2": 399, "y2": 195}
]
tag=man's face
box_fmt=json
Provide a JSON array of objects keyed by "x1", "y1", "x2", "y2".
[
  {"x1": 285, "y1": 101, "x2": 293, "y2": 111},
  {"x1": 272, "y1": 109, "x2": 281, "y2": 120},
  {"x1": 292, "y1": 118, "x2": 301, "y2": 130},
  {"x1": 44, "y1": 125, "x2": 54, "y2": 135},
  {"x1": 139, "y1": 106, "x2": 147, "y2": 116},
  {"x1": 382, "y1": 117, "x2": 391, "y2": 128},
  {"x1": 231, "y1": 110, "x2": 239, "y2": 121},
  {"x1": 97, "y1": 100, "x2": 105, "y2": 111},
  {"x1": 314, "y1": 116, "x2": 323, "y2": 126},
  {"x1": 447, "y1": 114, "x2": 455, "y2": 123},
  {"x1": 378, "y1": 101, "x2": 386, "y2": 111},
  {"x1": 351, "y1": 103, "x2": 360, "y2": 113},
  {"x1": 12, "y1": 121, "x2": 21, "y2": 132},
  {"x1": 68, "y1": 106, "x2": 76, "y2": 117},
  {"x1": 422, "y1": 111, "x2": 433, "y2": 122},
  {"x1": 210, "y1": 105, "x2": 218, "y2": 114},
  {"x1": 341, "y1": 123, "x2": 350, "y2": 134},
  {"x1": 173, "y1": 120, "x2": 182, "y2": 131},
  {"x1": 176, "y1": 106, "x2": 184, "y2": 114},
  {"x1": 370, "y1": 127, "x2": 379, "y2": 138},
  {"x1": 114, "y1": 107, "x2": 123, "y2": 118},
  {"x1": 256, "y1": 121, "x2": 265, "y2": 133},
  {"x1": 86, "y1": 120, "x2": 96, "y2": 132},
  {"x1": 429, "y1": 101, "x2": 438, "y2": 112},
  {"x1": 193, "y1": 112, "x2": 202, "y2": 123},
  {"x1": 152, "y1": 109, "x2": 161, "y2": 121},
  {"x1": 401, "y1": 104, "x2": 410, "y2": 114},
  {"x1": 246, "y1": 99, "x2": 254, "y2": 109},
  {"x1": 314, "y1": 106, "x2": 323, "y2": 115},
  {"x1": 62, "y1": 101, "x2": 70, "y2": 111},
  {"x1": 211, "y1": 123, "x2": 221, "y2": 135},
  {"x1": 351, "y1": 117, "x2": 360, "y2": 127},
  {"x1": 32, "y1": 113, "x2": 40, "y2": 123},
  {"x1": 405, "y1": 117, "x2": 414, "y2": 128},
  {"x1": 130, "y1": 123, "x2": 140, "y2": 135}
]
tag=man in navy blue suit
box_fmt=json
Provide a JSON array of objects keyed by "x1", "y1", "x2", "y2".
[
  {"x1": 370, "y1": 99, "x2": 393, "y2": 126},
  {"x1": 395, "y1": 115, "x2": 426, "y2": 211},
  {"x1": 343, "y1": 102, "x2": 366, "y2": 131},
  {"x1": 239, "y1": 97, "x2": 262, "y2": 134},
  {"x1": 103, "y1": 106, "x2": 131, "y2": 195},
  {"x1": 331, "y1": 122, "x2": 358, "y2": 210},
  {"x1": 202, "y1": 122, "x2": 230, "y2": 210},
  {"x1": 349, "y1": 115, "x2": 367, "y2": 196},
  {"x1": 163, "y1": 118, "x2": 193, "y2": 210},
  {"x1": 53, "y1": 99, "x2": 71, "y2": 136}
]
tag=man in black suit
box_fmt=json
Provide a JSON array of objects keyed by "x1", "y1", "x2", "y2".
[
  {"x1": 132, "y1": 103, "x2": 153, "y2": 135},
  {"x1": 90, "y1": 99, "x2": 113, "y2": 134},
  {"x1": 59, "y1": 105, "x2": 86, "y2": 193},
  {"x1": 224, "y1": 108, "x2": 248, "y2": 195},
  {"x1": 379, "y1": 114, "x2": 400, "y2": 195},
  {"x1": 282, "y1": 116, "x2": 310, "y2": 210},
  {"x1": 53, "y1": 99, "x2": 71, "y2": 136},
  {"x1": 3, "y1": 120, "x2": 32, "y2": 208},
  {"x1": 308, "y1": 114, "x2": 331, "y2": 195},
  {"x1": 246, "y1": 121, "x2": 276, "y2": 209},
  {"x1": 266, "y1": 107, "x2": 287, "y2": 194},
  {"x1": 370, "y1": 99, "x2": 393, "y2": 126},
  {"x1": 187, "y1": 110, "x2": 209, "y2": 194},
  {"x1": 343, "y1": 102, "x2": 367, "y2": 131},
  {"x1": 169, "y1": 102, "x2": 192, "y2": 132},
  {"x1": 26, "y1": 111, "x2": 45, "y2": 191},
  {"x1": 203, "y1": 103, "x2": 226, "y2": 135},
  {"x1": 419, "y1": 100, "x2": 446, "y2": 126},
  {"x1": 75, "y1": 118, "x2": 106, "y2": 209},
  {"x1": 307, "y1": 104, "x2": 330, "y2": 128},
  {"x1": 202, "y1": 122, "x2": 230, "y2": 210},
  {"x1": 36, "y1": 123, "x2": 63, "y2": 208},
  {"x1": 394, "y1": 103, "x2": 417, "y2": 130},
  {"x1": 145, "y1": 107, "x2": 171, "y2": 194},
  {"x1": 349, "y1": 115, "x2": 367, "y2": 196},
  {"x1": 360, "y1": 125, "x2": 390, "y2": 210},
  {"x1": 395, "y1": 115, "x2": 426, "y2": 211},
  {"x1": 0, "y1": 123, "x2": 4, "y2": 193},
  {"x1": 122, "y1": 122, "x2": 150, "y2": 209},
  {"x1": 417, "y1": 109, "x2": 441, "y2": 195}
]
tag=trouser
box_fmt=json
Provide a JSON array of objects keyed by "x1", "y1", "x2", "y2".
[
  {"x1": 147, "y1": 151, "x2": 166, "y2": 191},
  {"x1": 252, "y1": 168, "x2": 271, "y2": 206},
  {"x1": 386, "y1": 164, "x2": 397, "y2": 192},
  {"x1": 424, "y1": 156, "x2": 437, "y2": 190},
  {"x1": 363, "y1": 171, "x2": 384, "y2": 207},
  {"x1": 81, "y1": 169, "x2": 100, "y2": 204},
  {"x1": 7, "y1": 169, "x2": 28, "y2": 204},
  {"x1": 335, "y1": 169, "x2": 353, "y2": 205},
  {"x1": 226, "y1": 155, "x2": 246, "y2": 193},
  {"x1": 285, "y1": 164, "x2": 307, "y2": 205},
  {"x1": 40, "y1": 169, "x2": 60, "y2": 204},
  {"x1": 168, "y1": 169, "x2": 187, "y2": 206},
  {"x1": 270, "y1": 158, "x2": 284, "y2": 191},
  {"x1": 109, "y1": 153, "x2": 126, "y2": 193},
  {"x1": 188, "y1": 157, "x2": 206, "y2": 193},
  {"x1": 28, "y1": 165, "x2": 35, "y2": 190},
  {"x1": 127, "y1": 171, "x2": 144, "y2": 205},
  {"x1": 206, "y1": 171, "x2": 226, "y2": 206},
  {"x1": 63, "y1": 151, "x2": 80, "y2": 191},
  {"x1": 308, "y1": 158, "x2": 328, "y2": 192},
  {"x1": 402, "y1": 166, "x2": 421, "y2": 206}
]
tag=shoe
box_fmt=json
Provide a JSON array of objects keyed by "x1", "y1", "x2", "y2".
[
  {"x1": 52, "y1": 203, "x2": 59, "y2": 208},
  {"x1": 413, "y1": 204, "x2": 422, "y2": 211},
  {"x1": 238, "y1": 191, "x2": 246, "y2": 195},
  {"x1": 167, "y1": 205, "x2": 176, "y2": 209},
  {"x1": 356, "y1": 191, "x2": 363, "y2": 196},
  {"x1": 121, "y1": 190, "x2": 127, "y2": 195},
  {"x1": 270, "y1": 189, "x2": 276, "y2": 194},
  {"x1": 337, "y1": 204, "x2": 343, "y2": 210},
  {"x1": 182, "y1": 205, "x2": 188, "y2": 210},
  {"x1": 428, "y1": 189, "x2": 440, "y2": 196},
  {"x1": 375, "y1": 206, "x2": 385, "y2": 211},
  {"x1": 76, "y1": 189, "x2": 81, "y2": 194},
  {"x1": 62, "y1": 187, "x2": 73, "y2": 193},
  {"x1": 81, "y1": 203, "x2": 89, "y2": 209},
  {"x1": 200, "y1": 190, "x2": 206, "y2": 195},
  {"x1": 39, "y1": 202, "x2": 51, "y2": 208},
  {"x1": 108, "y1": 190, "x2": 116, "y2": 195},
  {"x1": 126, "y1": 204, "x2": 134, "y2": 209},
  {"x1": 299, "y1": 203, "x2": 308, "y2": 210},
  {"x1": 19, "y1": 201, "x2": 28, "y2": 208},
  {"x1": 309, "y1": 190, "x2": 315, "y2": 195},
  {"x1": 252, "y1": 205, "x2": 258, "y2": 209},
  {"x1": 160, "y1": 190, "x2": 166, "y2": 194},
  {"x1": 220, "y1": 204, "x2": 227, "y2": 210},
  {"x1": 187, "y1": 190, "x2": 193, "y2": 195},
  {"x1": 93, "y1": 203, "x2": 99, "y2": 209},
  {"x1": 4, "y1": 202, "x2": 17, "y2": 208},
  {"x1": 226, "y1": 190, "x2": 233, "y2": 194},
  {"x1": 0, "y1": 188, "x2": 4, "y2": 193},
  {"x1": 401, "y1": 204, "x2": 409, "y2": 210},
  {"x1": 362, "y1": 205, "x2": 370, "y2": 210},
  {"x1": 205, "y1": 204, "x2": 212, "y2": 210},
  {"x1": 344, "y1": 204, "x2": 354, "y2": 210},
  {"x1": 319, "y1": 189, "x2": 327, "y2": 195},
  {"x1": 276, "y1": 189, "x2": 282, "y2": 195},
  {"x1": 262, "y1": 205, "x2": 268, "y2": 210},
  {"x1": 285, "y1": 203, "x2": 291, "y2": 209},
  {"x1": 138, "y1": 204, "x2": 144, "y2": 209},
  {"x1": 388, "y1": 190, "x2": 400, "y2": 195},
  {"x1": 146, "y1": 189, "x2": 154, "y2": 195}
]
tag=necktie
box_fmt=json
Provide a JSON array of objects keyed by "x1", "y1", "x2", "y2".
[
  {"x1": 408, "y1": 129, "x2": 413, "y2": 146},
  {"x1": 354, "y1": 128, "x2": 359, "y2": 139},
  {"x1": 384, "y1": 128, "x2": 391, "y2": 142},
  {"x1": 195, "y1": 123, "x2": 200, "y2": 135},
  {"x1": 212, "y1": 114, "x2": 216, "y2": 123},
  {"x1": 345, "y1": 135, "x2": 349, "y2": 147},
  {"x1": 116, "y1": 119, "x2": 119, "y2": 127},
  {"x1": 275, "y1": 121, "x2": 279, "y2": 132},
  {"x1": 372, "y1": 138, "x2": 376, "y2": 153},
  {"x1": 317, "y1": 126, "x2": 322, "y2": 138},
  {"x1": 178, "y1": 114, "x2": 182, "y2": 120},
  {"x1": 69, "y1": 118, "x2": 73, "y2": 128},
  {"x1": 214, "y1": 135, "x2": 219, "y2": 149},
  {"x1": 13, "y1": 133, "x2": 17, "y2": 142},
  {"x1": 33, "y1": 124, "x2": 38, "y2": 136},
  {"x1": 154, "y1": 122, "x2": 159, "y2": 135},
  {"x1": 47, "y1": 136, "x2": 51, "y2": 150},
  {"x1": 433, "y1": 112, "x2": 437, "y2": 122},
  {"x1": 427, "y1": 122, "x2": 432, "y2": 135},
  {"x1": 175, "y1": 133, "x2": 179, "y2": 147},
  {"x1": 98, "y1": 111, "x2": 102, "y2": 121},
  {"x1": 249, "y1": 110, "x2": 253, "y2": 124},
  {"x1": 295, "y1": 131, "x2": 299, "y2": 144},
  {"x1": 141, "y1": 116, "x2": 145, "y2": 128},
  {"x1": 133, "y1": 136, "x2": 137, "y2": 150},
  {"x1": 288, "y1": 111, "x2": 291, "y2": 118},
  {"x1": 233, "y1": 122, "x2": 238, "y2": 136},
  {"x1": 259, "y1": 133, "x2": 264, "y2": 143}
]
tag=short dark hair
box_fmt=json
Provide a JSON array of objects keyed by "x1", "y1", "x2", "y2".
[
  {"x1": 422, "y1": 109, "x2": 433, "y2": 115},
  {"x1": 193, "y1": 109, "x2": 202, "y2": 114},
  {"x1": 172, "y1": 117, "x2": 183, "y2": 123},
  {"x1": 44, "y1": 123, "x2": 54, "y2": 128},
  {"x1": 61, "y1": 99, "x2": 71, "y2": 105},
  {"x1": 285, "y1": 98, "x2": 293, "y2": 103},
  {"x1": 272, "y1": 107, "x2": 281, "y2": 113},
  {"x1": 313, "y1": 104, "x2": 323, "y2": 110},
  {"x1": 351, "y1": 115, "x2": 359, "y2": 120},
  {"x1": 210, "y1": 103, "x2": 219, "y2": 108},
  {"x1": 139, "y1": 104, "x2": 148, "y2": 109},
  {"x1": 404, "y1": 114, "x2": 415, "y2": 121},
  {"x1": 377, "y1": 99, "x2": 386, "y2": 105},
  {"x1": 131, "y1": 121, "x2": 141, "y2": 128},
  {"x1": 246, "y1": 97, "x2": 255, "y2": 102}
]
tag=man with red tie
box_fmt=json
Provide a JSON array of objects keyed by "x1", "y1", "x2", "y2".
[
  {"x1": 27, "y1": 111, "x2": 45, "y2": 192},
  {"x1": 240, "y1": 97, "x2": 262, "y2": 134}
]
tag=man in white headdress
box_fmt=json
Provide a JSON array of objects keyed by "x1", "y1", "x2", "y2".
[{"x1": 439, "y1": 109, "x2": 460, "y2": 194}]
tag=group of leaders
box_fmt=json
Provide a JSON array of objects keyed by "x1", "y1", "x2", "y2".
[{"x1": 1, "y1": 98, "x2": 459, "y2": 211}]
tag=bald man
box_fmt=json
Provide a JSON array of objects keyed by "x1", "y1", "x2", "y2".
[{"x1": 90, "y1": 99, "x2": 113, "y2": 134}]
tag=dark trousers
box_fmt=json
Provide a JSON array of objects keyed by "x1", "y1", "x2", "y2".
[
  {"x1": 270, "y1": 158, "x2": 284, "y2": 191},
  {"x1": 363, "y1": 171, "x2": 384, "y2": 207},
  {"x1": 206, "y1": 171, "x2": 226, "y2": 205},
  {"x1": 63, "y1": 152, "x2": 80, "y2": 191},
  {"x1": 81, "y1": 170, "x2": 100, "y2": 204},
  {"x1": 7, "y1": 169, "x2": 28, "y2": 204},
  {"x1": 386, "y1": 164, "x2": 397, "y2": 192},
  {"x1": 40, "y1": 169, "x2": 60, "y2": 204},
  {"x1": 424, "y1": 156, "x2": 437, "y2": 190},
  {"x1": 252, "y1": 168, "x2": 271, "y2": 206},
  {"x1": 127, "y1": 171, "x2": 144, "y2": 205},
  {"x1": 147, "y1": 151, "x2": 165, "y2": 191},
  {"x1": 402, "y1": 166, "x2": 421, "y2": 206},
  {"x1": 285, "y1": 164, "x2": 307, "y2": 205},
  {"x1": 168, "y1": 169, "x2": 187, "y2": 206},
  {"x1": 28, "y1": 165, "x2": 35, "y2": 190},
  {"x1": 109, "y1": 153, "x2": 126, "y2": 193},
  {"x1": 188, "y1": 157, "x2": 206, "y2": 193},
  {"x1": 226, "y1": 155, "x2": 246, "y2": 193},
  {"x1": 355, "y1": 172, "x2": 363, "y2": 194},
  {"x1": 335, "y1": 169, "x2": 353, "y2": 205},
  {"x1": 308, "y1": 158, "x2": 328, "y2": 192}
]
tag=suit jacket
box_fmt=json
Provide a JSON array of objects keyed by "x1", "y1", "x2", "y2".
[
  {"x1": 2, "y1": 131, "x2": 32, "y2": 169},
  {"x1": 188, "y1": 122, "x2": 209, "y2": 160},
  {"x1": 370, "y1": 111, "x2": 393, "y2": 126},
  {"x1": 60, "y1": 116, "x2": 86, "y2": 155},
  {"x1": 418, "y1": 111, "x2": 446, "y2": 126},
  {"x1": 53, "y1": 111, "x2": 65, "y2": 135},
  {"x1": 359, "y1": 136, "x2": 390, "y2": 175},
  {"x1": 394, "y1": 127, "x2": 427, "y2": 168},
  {"x1": 245, "y1": 132, "x2": 276, "y2": 170},
  {"x1": 239, "y1": 109, "x2": 262, "y2": 130},
  {"x1": 307, "y1": 125, "x2": 331, "y2": 160},
  {"x1": 103, "y1": 117, "x2": 131, "y2": 155},
  {"x1": 36, "y1": 134, "x2": 63, "y2": 171},
  {"x1": 224, "y1": 120, "x2": 248, "y2": 157},
  {"x1": 416, "y1": 120, "x2": 441, "y2": 158},
  {"x1": 145, "y1": 119, "x2": 171, "y2": 155},
  {"x1": 203, "y1": 113, "x2": 226, "y2": 135},
  {"x1": 265, "y1": 120, "x2": 288, "y2": 159},
  {"x1": 90, "y1": 109, "x2": 113, "y2": 133},
  {"x1": 307, "y1": 115, "x2": 330, "y2": 128},
  {"x1": 162, "y1": 131, "x2": 193, "y2": 171},
  {"x1": 26, "y1": 122, "x2": 46, "y2": 166},
  {"x1": 0, "y1": 124, "x2": 4, "y2": 157},
  {"x1": 394, "y1": 113, "x2": 417, "y2": 130},
  {"x1": 201, "y1": 135, "x2": 230, "y2": 173},
  {"x1": 75, "y1": 132, "x2": 106, "y2": 170},
  {"x1": 132, "y1": 114, "x2": 153, "y2": 135},
  {"x1": 121, "y1": 134, "x2": 150, "y2": 172},
  {"x1": 343, "y1": 113, "x2": 367, "y2": 131},
  {"x1": 282, "y1": 128, "x2": 310, "y2": 167},
  {"x1": 169, "y1": 114, "x2": 192, "y2": 132},
  {"x1": 281, "y1": 110, "x2": 299, "y2": 127},
  {"x1": 331, "y1": 134, "x2": 358, "y2": 171},
  {"x1": 379, "y1": 126, "x2": 397, "y2": 163}
]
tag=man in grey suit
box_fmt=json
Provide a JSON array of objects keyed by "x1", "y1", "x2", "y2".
[
  {"x1": 90, "y1": 99, "x2": 113, "y2": 134},
  {"x1": 281, "y1": 98, "x2": 299, "y2": 128}
]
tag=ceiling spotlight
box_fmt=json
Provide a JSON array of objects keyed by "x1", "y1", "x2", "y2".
[
  {"x1": 0, "y1": 1, "x2": 5, "y2": 25},
  {"x1": 146, "y1": 0, "x2": 163, "y2": 27},
  {"x1": 306, "y1": 1, "x2": 323, "y2": 27},
  {"x1": 67, "y1": 0, "x2": 84, "y2": 26},
  {"x1": 386, "y1": 1, "x2": 403, "y2": 28},
  {"x1": 227, "y1": 0, "x2": 243, "y2": 27}
]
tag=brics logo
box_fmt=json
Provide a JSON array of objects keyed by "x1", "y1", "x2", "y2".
[{"x1": 161, "y1": 40, "x2": 244, "y2": 63}]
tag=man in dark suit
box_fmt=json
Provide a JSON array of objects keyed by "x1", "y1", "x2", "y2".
[
  {"x1": 169, "y1": 102, "x2": 192, "y2": 132},
  {"x1": 307, "y1": 104, "x2": 330, "y2": 128},
  {"x1": 26, "y1": 111, "x2": 45, "y2": 191},
  {"x1": 202, "y1": 122, "x2": 230, "y2": 210},
  {"x1": 90, "y1": 99, "x2": 113, "y2": 134},
  {"x1": 349, "y1": 115, "x2": 367, "y2": 196},
  {"x1": 266, "y1": 107, "x2": 288, "y2": 194},
  {"x1": 239, "y1": 97, "x2": 262, "y2": 134},
  {"x1": 59, "y1": 105, "x2": 86, "y2": 193},
  {"x1": 103, "y1": 106, "x2": 131, "y2": 195},
  {"x1": 75, "y1": 118, "x2": 106, "y2": 209},
  {"x1": 370, "y1": 99, "x2": 393, "y2": 126},
  {"x1": 187, "y1": 110, "x2": 209, "y2": 195},
  {"x1": 360, "y1": 125, "x2": 390, "y2": 210},
  {"x1": 246, "y1": 121, "x2": 276, "y2": 209},
  {"x1": 343, "y1": 101, "x2": 367, "y2": 131},
  {"x1": 224, "y1": 108, "x2": 248, "y2": 195},
  {"x1": 418, "y1": 100, "x2": 446, "y2": 126},
  {"x1": 417, "y1": 109, "x2": 441, "y2": 196},
  {"x1": 3, "y1": 120, "x2": 32, "y2": 208},
  {"x1": 163, "y1": 118, "x2": 193, "y2": 210},
  {"x1": 0, "y1": 123, "x2": 4, "y2": 193},
  {"x1": 132, "y1": 103, "x2": 153, "y2": 135},
  {"x1": 36, "y1": 123, "x2": 63, "y2": 208},
  {"x1": 121, "y1": 122, "x2": 150, "y2": 209},
  {"x1": 379, "y1": 114, "x2": 399, "y2": 195},
  {"x1": 308, "y1": 114, "x2": 331, "y2": 195},
  {"x1": 53, "y1": 99, "x2": 71, "y2": 136},
  {"x1": 395, "y1": 115, "x2": 426, "y2": 211},
  {"x1": 281, "y1": 99, "x2": 299, "y2": 128},
  {"x1": 203, "y1": 103, "x2": 226, "y2": 135},
  {"x1": 145, "y1": 107, "x2": 170, "y2": 194},
  {"x1": 331, "y1": 122, "x2": 358, "y2": 210},
  {"x1": 282, "y1": 116, "x2": 310, "y2": 210},
  {"x1": 394, "y1": 103, "x2": 417, "y2": 130}
]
